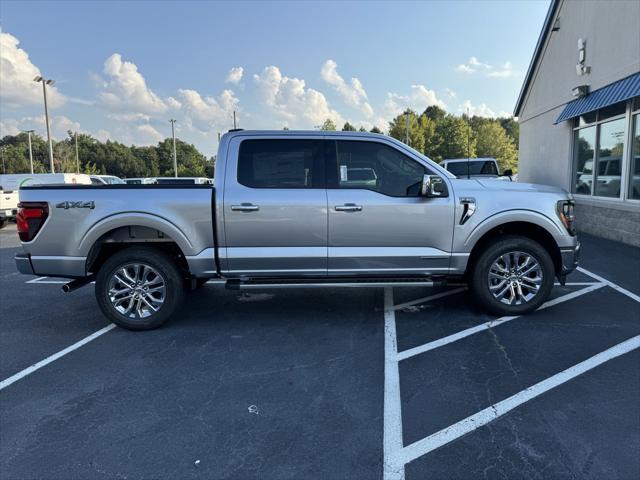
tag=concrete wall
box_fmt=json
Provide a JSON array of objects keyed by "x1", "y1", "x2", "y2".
[{"x1": 518, "y1": 0, "x2": 640, "y2": 246}]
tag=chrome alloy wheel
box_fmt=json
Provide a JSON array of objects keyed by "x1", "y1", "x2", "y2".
[
  {"x1": 488, "y1": 251, "x2": 543, "y2": 305},
  {"x1": 107, "y1": 263, "x2": 166, "y2": 319}
]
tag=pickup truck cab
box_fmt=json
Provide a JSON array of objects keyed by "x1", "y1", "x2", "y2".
[{"x1": 15, "y1": 131, "x2": 579, "y2": 330}]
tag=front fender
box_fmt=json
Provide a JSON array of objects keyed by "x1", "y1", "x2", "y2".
[{"x1": 462, "y1": 209, "x2": 569, "y2": 252}]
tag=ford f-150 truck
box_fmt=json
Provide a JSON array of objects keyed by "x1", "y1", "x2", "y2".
[{"x1": 14, "y1": 130, "x2": 580, "y2": 330}]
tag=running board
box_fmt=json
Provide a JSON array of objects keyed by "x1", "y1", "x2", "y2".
[{"x1": 224, "y1": 277, "x2": 447, "y2": 290}]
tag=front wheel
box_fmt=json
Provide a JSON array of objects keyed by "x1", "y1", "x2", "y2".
[
  {"x1": 95, "y1": 247, "x2": 185, "y2": 330},
  {"x1": 470, "y1": 236, "x2": 555, "y2": 316}
]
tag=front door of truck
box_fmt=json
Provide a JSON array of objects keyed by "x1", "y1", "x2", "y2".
[
  {"x1": 326, "y1": 139, "x2": 455, "y2": 276},
  {"x1": 223, "y1": 136, "x2": 327, "y2": 277}
]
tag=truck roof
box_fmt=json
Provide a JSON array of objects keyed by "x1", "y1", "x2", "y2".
[
  {"x1": 223, "y1": 130, "x2": 385, "y2": 138},
  {"x1": 442, "y1": 158, "x2": 498, "y2": 164}
]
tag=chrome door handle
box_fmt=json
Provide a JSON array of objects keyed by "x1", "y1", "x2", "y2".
[
  {"x1": 231, "y1": 203, "x2": 260, "y2": 212},
  {"x1": 335, "y1": 203, "x2": 362, "y2": 212}
]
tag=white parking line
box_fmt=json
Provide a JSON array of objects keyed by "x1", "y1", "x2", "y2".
[
  {"x1": 391, "y1": 287, "x2": 467, "y2": 311},
  {"x1": 400, "y1": 334, "x2": 640, "y2": 465},
  {"x1": 383, "y1": 288, "x2": 404, "y2": 480},
  {"x1": 396, "y1": 283, "x2": 606, "y2": 361},
  {"x1": 0, "y1": 324, "x2": 116, "y2": 391},
  {"x1": 578, "y1": 266, "x2": 640, "y2": 303},
  {"x1": 25, "y1": 276, "x2": 68, "y2": 284}
]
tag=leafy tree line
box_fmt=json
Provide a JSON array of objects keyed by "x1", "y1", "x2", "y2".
[
  {"x1": 1, "y1": 108, "x2": 519, "y2": 177},
  {"x1": 321, "y1": 106, "x2": 519, "y2": 173},
  {"x1": 0, "y1": 131, "x2": 214, "y2": 178}
]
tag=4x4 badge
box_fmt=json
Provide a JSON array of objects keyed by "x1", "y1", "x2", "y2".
[{"x1": 55, "y1": 201, "x2": 95, "y2": 210}]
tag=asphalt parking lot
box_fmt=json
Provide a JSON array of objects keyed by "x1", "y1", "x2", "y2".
[{"x1": 1, "y1": 223, "x2": 639, "y2": 480}]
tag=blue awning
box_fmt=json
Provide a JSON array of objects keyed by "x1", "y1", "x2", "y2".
[{"x1": 555, "y1": 72, "x2": 640, "y2": 124}]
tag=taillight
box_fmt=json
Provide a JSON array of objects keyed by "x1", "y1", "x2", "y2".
[
  {"x1": 16, "y1": 202, "x2": 49, "y2": 242},
  {"x1": 556, "y1": 200, "x2": 576, "y2": 236}
]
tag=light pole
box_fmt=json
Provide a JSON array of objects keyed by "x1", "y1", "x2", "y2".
[
  {"x1": 23, "y1": 130, "x2": 35, "y2": 174},
  {"x1": 33, "y1": 76, "x2": 55, "y2": 173},
  {"x1": 1, "y1": 147, "x2": 5, "y2": 175},
  {"x1": 169, "y1": 119, "x2": 178, "y2": 177},
  {"x1": 75, "y1": 132, "x2": 80, "y2": 174}
]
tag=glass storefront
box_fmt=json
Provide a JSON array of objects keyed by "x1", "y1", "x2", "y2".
[{"x1": 572, "y1": 97, "x2": 640, "y2": 202}]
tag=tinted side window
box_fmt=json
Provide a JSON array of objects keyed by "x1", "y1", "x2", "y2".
[
  {"x1": 238, "y1": 139, "x2": 323, "y2": 188},
  {"x1": 333, "y1": 141, "x2": 427, "y2": 197}
]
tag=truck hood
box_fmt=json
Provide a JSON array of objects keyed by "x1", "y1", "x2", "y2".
[{"x1": 475, "y1": 179, "x2": 568, "y2": 195}]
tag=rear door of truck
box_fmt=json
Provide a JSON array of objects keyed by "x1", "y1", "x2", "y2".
[{"x1": 222, "y1": 134, "x2": 327, "y2": 277}]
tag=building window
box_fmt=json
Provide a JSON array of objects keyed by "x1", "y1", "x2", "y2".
[
  {"x1": 630, "y1": 111, "x2": 640, "y2": 200},
  {"x1": 572, "y1": 98, "x2": 640, "y2": 201}
]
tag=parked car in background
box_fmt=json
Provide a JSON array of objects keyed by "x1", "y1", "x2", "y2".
[
  {"x1": 0, "y1": 174, "x2": 92, "y2": 228},
  {"x1": 90, "y1": 175, "x2": 126, "y2": 185},
  {"x1": 124, "y1": 178, "x2": 157, "y2": 185},
  {"x1": 0, "y1": 184, "x2": 19, "y2": 228},
  {"x1": 152, "y1": 177, "x2": 213, "y2": 185},
  {"x1": 440, "y1": 158, "x2": 513, "y2": 180},
  {"x1": 14, "y1": 130, "x2": 579, "y2": 330}
]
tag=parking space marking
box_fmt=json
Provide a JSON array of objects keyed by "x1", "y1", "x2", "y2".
[
  {"x1": 391, "y1": 287, "x2": 467, "y2": 312},
  {"x1": 383, "y1": 287, "x2": 405, "y2": 480},
  {"x1": 396, "y1": 283, "x2": 606, "y2": 362},
  {"x1": 0, "y1": 324, "x2": 116, "y2": 391},
  {"x1": 25, "y1": 276, "x2": 67, "y2": 284},
  {"x1": 399, "y1": 334, "x2": 640, "y2": 465},
  {"x1": 578, "y1": 266, "x2": 640, "y2": 303}
]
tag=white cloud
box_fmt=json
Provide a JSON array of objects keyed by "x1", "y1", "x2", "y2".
[
  {"x1": 95, "y1": 129, "x2": 111, "y2": 142},
  {"x1": 97, "y1": 53, "x2": 168, "y2": 114},
  {"x1": 487, "y1": 61, "x2": 514, "y2": 78},
  {"x1": 0, "y1": 31, "x2": 66, "y2": 108},
  {"x1": 166, "y1": 96, "x2": 182, "y2": 109},
  {"x1": 136, "y1": 124, "x2": 164, "y2": 145},
  {"x1": 383, "y1": 85, "x2": 447, "y2": 118},
  {"x1": 107, "y1": 112, "x2": 151, "y2": 122},
  {"x1": 456, "y1": 57, "x2": 514, "y2": 79},
  {"x1": 444, "y1": 88, "x2": 457, "y2": 99},
  {"x1": 253, "y1": 65, "x2": 343, "y2": 127},
  {"x1": 321, "y1": 60, "x2": 373, "y2": 117},
  {"x1": 461, "y1": 100, "x2": 510, "y2": 118},
  {"x1": 178, "y1": 88, "x2": 238, "y2": 131},
  {"x1": 225, "y1": 67, "x2": 244, "y2": 84},
  {"x1": 0, "y1": 115, "x2": 82, "y2": 140}
]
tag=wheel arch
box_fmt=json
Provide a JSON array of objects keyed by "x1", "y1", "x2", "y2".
[
  {"x1": 84, "y1": 221, "x2": 191, "y2": 277},
  {"x1": 466, "y1": 220, "x2": 563, "y2": 276}
]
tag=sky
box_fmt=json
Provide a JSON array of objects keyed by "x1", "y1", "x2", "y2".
[{"x1": 0, "y1": 0, "x2": 551, "y2": 156}]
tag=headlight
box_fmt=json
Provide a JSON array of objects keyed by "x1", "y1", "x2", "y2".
[{"x1": 556, "y1": 200, "x2": 576, "y2": 236}]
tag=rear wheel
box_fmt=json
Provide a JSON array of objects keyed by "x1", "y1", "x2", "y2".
[
  {"x1": 95, "y1": 247, "x2": 185, "y2": 330},
  {"x1": 470, "y1": 236, "x2": 555, "y2": 316}
]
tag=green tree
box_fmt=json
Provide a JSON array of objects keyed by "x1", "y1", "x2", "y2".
[
  {"x1": 388, "y1": 109, "x2": 425, "y2": 152},
  {"x1": 498, "y1": 117, "x2": 520, "y2": 147},
  {"x1": 157, "y1": 138, "x2": 208, "y2": 177},
  {"x1": 358, "y1": 126, "x2": 367, "y2": 132},
  {"x1": 431, "y1": 115, "x2": 476, "y2": 161},
  {"x1": 320, "y1": 119, "x2": 337, "y2": 131},
  {"x1": 369, "y1": 126, "x2": 383, "y2": 134},
  {"x1": 423, "y1": 105, "x2": 447, "y2": 123},
  {"x1": 474, "y1": 121, "x2": 518, "y2": 173},
  {"x1": 341, "y1": 122, "x2": 356, "y2": 131}
]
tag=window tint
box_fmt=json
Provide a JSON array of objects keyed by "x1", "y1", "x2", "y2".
[
  {"x1": 446, "y1": 160, "x2": 498, "y2": 177},
  {"x1": 238, "y1": 139, "x2": 322, "y2": 188},
  {"x1": 334, "y1": 141, "x2": 427, "y2": 197}
]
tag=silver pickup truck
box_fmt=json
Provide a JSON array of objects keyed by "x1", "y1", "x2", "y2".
[{"x1": 15, "y1": 130, "x2": 580, "y2": 330}]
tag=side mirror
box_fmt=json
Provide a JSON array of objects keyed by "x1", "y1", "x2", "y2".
[
  {"x1": 421, "y1": 174, "x2": 447, "y2": 197},
  {"x1": 502, "y1": 169, "x2": 513, "y2": 177}
]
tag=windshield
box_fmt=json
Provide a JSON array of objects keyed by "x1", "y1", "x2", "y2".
[
  {"x1": 104, "y1": 176, "x2": 126, "y2": 184},
  {"x1": 446, "y1": 160, "x2": 499, "y2": 177}
]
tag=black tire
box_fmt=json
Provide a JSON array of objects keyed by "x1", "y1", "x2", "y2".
[
  {"x1": 470, "y1": 235, "x2": 555, "y2": 316},
  {"x1": 95, "y1": 246, "x2": 186, "y2": 330},
  {"x1": 0, "y1": 218, "x2": 5, "y2": 229}
]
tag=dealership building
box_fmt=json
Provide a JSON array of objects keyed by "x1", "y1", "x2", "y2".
[{"x1": 514, "y1": 0, "x2": 640, "y2": 246}]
